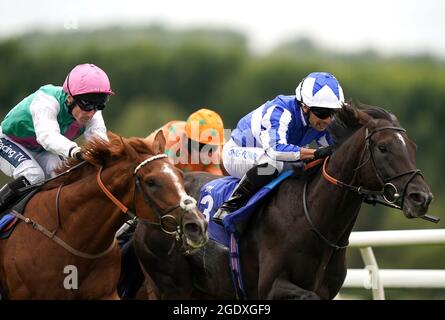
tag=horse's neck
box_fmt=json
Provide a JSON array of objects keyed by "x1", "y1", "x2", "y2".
[
  {"x1": 59, "y1": 166, "x2": 133, "y2": 251},
  {"x1": 310, "y1": 128, "x2": 367, "y2": 243}
]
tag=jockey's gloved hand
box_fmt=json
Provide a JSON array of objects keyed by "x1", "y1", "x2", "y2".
[
  {"x1": 69, "y1": 146, "x2": 84, "y2": 161},
  {"x1": 313, "y1": 146, "x2": 333, "y2": 160}
]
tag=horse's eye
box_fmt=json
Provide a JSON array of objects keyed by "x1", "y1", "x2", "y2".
[
  {"x1": 146, "y1": 179, "x2": 157, "y2": 188},
  {"x1": 378, "y1": 144, "x2": 388, "y2": 153}
]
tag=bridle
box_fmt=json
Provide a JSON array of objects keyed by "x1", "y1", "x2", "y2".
[
  {"x1": 97, "y1": 153, "x2": 190, "y2": 241},
  {"x1": 303, "y1": 125, "x2": 430, "y2": 251},
  {"x1": 322, "y1": 126, "x2": 422, "y2": 209}
]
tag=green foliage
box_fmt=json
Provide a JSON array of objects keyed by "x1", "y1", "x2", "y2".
[{"x1": 114, "y1": 98, "x2": 187, "y2": 137}]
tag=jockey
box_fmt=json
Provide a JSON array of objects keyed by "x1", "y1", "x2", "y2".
[
  {"x1": 213, "y1": 72, "x2": 344, "y2": 225},
  {"x1": 145, "y1": 108, "x2": 226, "y2": 176},
  {"x1": 0, "y1": 63, "x2": 114, "y2": 212}
]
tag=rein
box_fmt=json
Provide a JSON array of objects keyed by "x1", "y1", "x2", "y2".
[
  {"x1": 10, "y1": 206, "x2": 117, "y2": 259},
  {"x1": 302, "y1": 180, "x2": 348, "y2": 250}
]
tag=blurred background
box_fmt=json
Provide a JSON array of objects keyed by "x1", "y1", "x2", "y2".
[{"x1": 0, "y1": 0, "x2": 444, "y2": 299}]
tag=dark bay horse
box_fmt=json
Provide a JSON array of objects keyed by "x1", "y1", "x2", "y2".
[
  {"x1": 132, "y1": 103, "x2": 433, "y2": 299},
  {"x1": 0, "y1": 131, "x2": 207, "y2": 299}
]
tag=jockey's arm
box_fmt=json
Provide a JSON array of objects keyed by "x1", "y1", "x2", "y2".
[
  {"x1": 299, "y1": 148, "x2": 316, "y2": 161},
  {"x1": 259, "y1": 106, "x2": 315, "y2": 162},
  {"x1": 30, "y1": 91, "x2": 78, "y2": 158}
]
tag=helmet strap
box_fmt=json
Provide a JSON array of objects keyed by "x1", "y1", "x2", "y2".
[
  {"x1": 65, "y1": 97, "x2": 76, "y2": 115},
  {"x1": 299, "y1": 76, "x2": 307, "y2": 105}
]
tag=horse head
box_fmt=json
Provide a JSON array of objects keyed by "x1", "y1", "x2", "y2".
[
  {"x1": 130, "y1": 130, "x2": 209, "y2": 252},
  {"x1": 330, "y1": 104, "x2": 433, "y2": 219},
  {"x1": 52, "y1": 131, "x2": 208, "y2": 253}
]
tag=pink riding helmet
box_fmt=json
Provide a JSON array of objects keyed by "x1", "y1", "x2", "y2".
[{"x1": 63, "y1": 63, "x2": 114, "y2": 96}]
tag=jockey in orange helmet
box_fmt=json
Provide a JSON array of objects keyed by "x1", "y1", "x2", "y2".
[{"x1": 145, "y1": 108, "x2": 226, "y2": 176}]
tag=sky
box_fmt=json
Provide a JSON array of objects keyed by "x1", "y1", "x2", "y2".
[{"x1": 1, "y1": 0, "x2": 444, "y2": 57}]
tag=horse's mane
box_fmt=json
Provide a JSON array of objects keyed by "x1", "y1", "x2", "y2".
[
  {"x1": 329, "y1": 103, "x2": 400, "y2": 149},
  {"x1": 42, "y1": 132, "x2": 155, "y2": 190}
]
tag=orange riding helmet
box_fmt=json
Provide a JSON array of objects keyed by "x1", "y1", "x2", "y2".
[{"x1": 185, "y1": 108, "x2": 225, "y2": 146}]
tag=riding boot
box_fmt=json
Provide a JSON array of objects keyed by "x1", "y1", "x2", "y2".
[
  {"x1": 213, "y1": 163, "x2": 279, "y2": 226},
  {"x1": 0, "y1": 176, "x2": 31, "y2": 214}
]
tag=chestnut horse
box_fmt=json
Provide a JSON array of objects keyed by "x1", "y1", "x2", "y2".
[
  {"x1": 128, "y1": 104, "x2": 433, "y2": 299},
  {"x1": 0, "y1": 131, "x2": 207, "y2": 299}
]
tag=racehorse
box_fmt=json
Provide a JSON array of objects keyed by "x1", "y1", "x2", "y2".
[
  {"x1": 0, "y1": 131, "x2": 207, "y2": 299},
  {"x1": 131, "y1": 103, "x2": 433, "y2": 299}
]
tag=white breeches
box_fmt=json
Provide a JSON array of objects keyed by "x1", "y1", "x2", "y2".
[
  {"x1": 222, "y1": 139, "x2": 285, "y2": 179},
  {"x1": 0, "y1": 135, "x2": 63, "y2": 184}
]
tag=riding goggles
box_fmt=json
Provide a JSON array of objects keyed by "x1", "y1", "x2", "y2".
[
  {"x1": 74, "y1": 98, "x2": 106, "y2": 112},
  {"x1": 309, "y1": 107, "x2": 336, "y2": 120}
]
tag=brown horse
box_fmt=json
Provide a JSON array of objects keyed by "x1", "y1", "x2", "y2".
[
  {"x1": 0, "y1": 131, "x2": 207, "y2": 299},
  {"x1": 125, "y1": 103, "x2": 433, "y2": 299}
]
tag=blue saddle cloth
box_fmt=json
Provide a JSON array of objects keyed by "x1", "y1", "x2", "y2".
[
  {"x1": 0, "y1": 214, "x2": 14, "y2": 231},
  {"x1": 0, "y1": 189, "x2": 40, "y2": 239},
  {"x1": 198, "y1": 170, "x2": 293, "y2": 247},
  {"x1": 0, "y1": 213, "x2": 16, "y2": 239}
]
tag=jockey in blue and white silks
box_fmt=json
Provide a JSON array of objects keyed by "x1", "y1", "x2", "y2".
[{"x1": 213, "y1": 72, "x2": 345, "y2": 225}]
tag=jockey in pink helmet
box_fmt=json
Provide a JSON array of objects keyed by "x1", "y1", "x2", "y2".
[
  {"x1": 0, "y1": 63, "x2": 114, "y2": 213},
  {"x1": 63, "y1": 63, "x2": 114, "y2": 96}
]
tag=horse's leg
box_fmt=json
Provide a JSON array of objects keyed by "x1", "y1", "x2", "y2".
[
  {"x1": 317, "y1": 250, "x2": 347, "y2": 300},
  {"x1": 118, "y1": 237, "x2": 145, "y2": 299},
  {"x1": 139, "y1": 264, "x2": 160, "y2": 300},
  {"x1": 133, "y1": 225, "x2": 195, "y2": 299},
  {"x1": 266, "y1": 275, "x2": 320, "y2": 300}
]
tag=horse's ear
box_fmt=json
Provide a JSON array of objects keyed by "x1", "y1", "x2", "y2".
[
  {"x1": 346, "y1": 102, "x2": 373, "y2": 126},
  {"x1": 151, "y1": 129, "x2": 166, "y2": 155},
  {"x1": 120, "y1": 136, "x2": 139, "y2": 161},
  {"x1": 353, "y1": 106, "x2": 378, "y2": 131}
]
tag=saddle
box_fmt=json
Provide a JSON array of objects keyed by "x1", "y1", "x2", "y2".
[{"x1": 0, "y1": 189, "x2": 40, "y2": 240}]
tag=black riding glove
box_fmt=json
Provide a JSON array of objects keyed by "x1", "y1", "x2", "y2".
[{"x1": 313, "y1": 146, "x2": 333, "y2": 160}]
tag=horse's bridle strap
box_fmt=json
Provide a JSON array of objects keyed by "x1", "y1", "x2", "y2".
[
  {"x1": 10, "y1": 209, "x2": 117, "y2": 259},
  {"x1": 321, "y1": 157, "x2": 379, "y2": 196},
  {"x1": 96, "y1": 166, "x2": 129, "y2": 214},
  {"x1": 96, "y1": 154, "x2": 169, "y2": 215}
]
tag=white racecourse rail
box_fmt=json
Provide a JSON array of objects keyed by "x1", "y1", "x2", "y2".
[{"x1": 340, "y1": 229, "x2": 445, "y2": 300}]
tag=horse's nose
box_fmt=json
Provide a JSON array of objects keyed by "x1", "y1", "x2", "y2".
[
  {"x1": 183, "y1": 199, "x2": 193, "y2": 206},
  {"x1": 184, "y1": 222, "x2": 200, "y2": 235},
  {"x1": 183, "y1": 221, "x2": 207, "y2": 245},
  {"x1": 408, "y1": 191, "x2": 433, "y2": 209}
]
